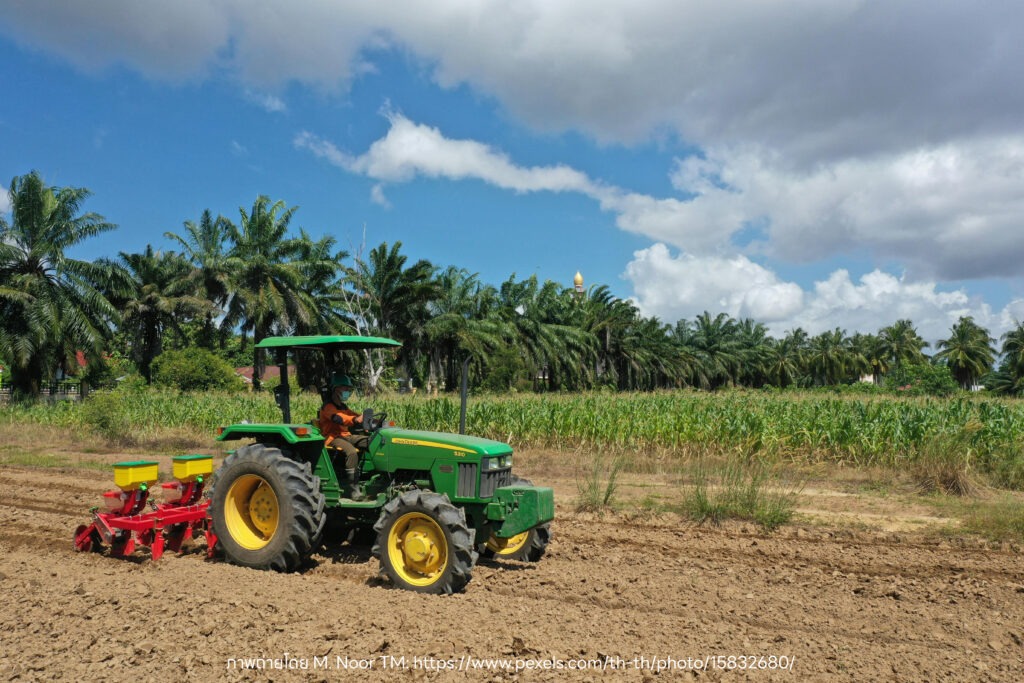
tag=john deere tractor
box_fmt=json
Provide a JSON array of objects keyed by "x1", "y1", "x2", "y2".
[{"x1": 208, "y1": 335, "x2": 553, "y2": 594}]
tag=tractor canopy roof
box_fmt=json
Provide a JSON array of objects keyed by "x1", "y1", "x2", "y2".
[{"x1": 255, "y1": 335, "x2": 401, "y2": 352}]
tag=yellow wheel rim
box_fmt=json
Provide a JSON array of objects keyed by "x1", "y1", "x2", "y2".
[
  {"x1": 486, "y1": 531, "x2": 530, "y2": 556},
  {"x1": 387, "y1": 512, "x2": 448, "y2": 586},
  {"x1": 225, "y1": 474, "x2": 279, "y2": 550}
]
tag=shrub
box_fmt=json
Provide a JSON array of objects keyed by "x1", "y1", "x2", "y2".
[
  {"x1": 576, "y1": 453, "x2": 625, "y2": 512},
  {"x1": 681, "y1": 457, "x2": 801, "y2": 530},
  {"x1": 884, "y1": 363, "x2": 958, "y2": 397},
  {"x1": 151, "y1": 348, "x2": 245, "y2": 392}
]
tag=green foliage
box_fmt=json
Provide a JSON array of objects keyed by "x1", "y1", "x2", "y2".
[
  {"x1": 575, "y1": 453, "x2": 625, "y2": 512},
  {"x1": 960, "y1": 496, "x2": 1024, "y2": 542},
  {"x1": 480, "y1": 346, "x2": 532, "y2": 392},
  {"x1": 151, "y1": 348, "x2": 245, "y2": 392},
  {"x1": 78, "y1": 350, "x2": 133, "y2": 388},
  {"x1": 884, "y1": 363, "x2": 958, "y2": 396},
  {"x1": 680, "y1": 458, "x2": 800, "y2": 530},
  {"x1": 910, "y1": 423, "x2": 983, "y2": 496},
  {"x1": 0, "y1": 171, "x2": 124, "y2": 397}
]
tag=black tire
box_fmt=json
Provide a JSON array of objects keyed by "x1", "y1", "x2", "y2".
[
  {"x1": 209, "y1": 443, "x2": 326, "y2": 572},
  {"x1": 481, "y1": 476, "x2": 551, "y2": 562},
  {"x1": 371, "y1": 490, "x2": 477, "y2": 594}
]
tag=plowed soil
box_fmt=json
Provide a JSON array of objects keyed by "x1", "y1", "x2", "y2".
[{"x1": 2, "y1": 457, "x2": 1023, "y2": 682}]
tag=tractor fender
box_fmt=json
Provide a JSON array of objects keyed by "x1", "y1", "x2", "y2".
[{"x1": 216, "y1": 423, "x2": 324, "y2": 445}]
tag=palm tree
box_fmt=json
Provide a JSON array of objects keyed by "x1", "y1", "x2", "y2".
[
  {"x1": 0, "y1": 171, "x2": 126, "y2": 396},
  {"x1": 115, "y1": 246, "x2": 210, "y2": 383},
  {"x1": 850, "y1": 332, "x2": 888, "y2": 384},
  {"x1": 934, "y1": 316, "x2": 996, "y2": 390},
  {"x1": 764, "y1": 335, "x2": 803, "y2": 387},
  {"x1": 223, "y1": 196, "x2": 314, "y2": 387},
  {"x1": 425, "y1": 267, "x2": 504, "y2": 390},
  {"x1": 878, "y1": 319, "x2": 929, "y2": 370},
  {"x1": 495, "y1": 275, "x2": 593, "y2": 391},
  {"x1": 346, "y1": 241, "x2": 437, "y2": 389},
  {"x1": 987, "y1": 323, "x2": 1024, "y2": 395},
  {"x1": 671, "y1": 320, "x2": 713, "y2": 389},
  {"x1": 806, "y1": 328, "x2": 853, "y2": 386},
  {"x1": 689, "y1": 312, "x2": 742, "y2": 389},
  {"x1": 164, "y1": 209, "x2": 233, "y2": 349},
  {"x1": 734, "y1": 318, "x2": 772, "y2": 387}
]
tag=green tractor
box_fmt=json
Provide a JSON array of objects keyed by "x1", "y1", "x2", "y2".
[{"x1": 208, "y1": 335, "x2": 554, "y2": 594}]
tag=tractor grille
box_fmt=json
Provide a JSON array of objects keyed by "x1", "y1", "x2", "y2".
[
  {"x1": 457, "y1": 463, "x2": 477, "y2": 497},
  {"x1": 480, "y1": 468, "x2": 512, "y2": 499}
]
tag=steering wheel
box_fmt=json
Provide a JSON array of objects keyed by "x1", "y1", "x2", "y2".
[{"x1": 361, "y1": 408, "x2": 388, "y2": 432}]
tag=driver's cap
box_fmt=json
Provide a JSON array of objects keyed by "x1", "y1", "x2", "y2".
[{"x1": 330, "y1": 373, "x2": 354, "y2": 388}]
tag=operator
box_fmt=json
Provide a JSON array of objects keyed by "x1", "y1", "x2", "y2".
[{"x1": 317, "y1": 373, "x2": 368, "y2": 487}]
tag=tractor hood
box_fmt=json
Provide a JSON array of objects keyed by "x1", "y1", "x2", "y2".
[{"x1": 378, "y1": 428, "x2": 513, "y2": 457}]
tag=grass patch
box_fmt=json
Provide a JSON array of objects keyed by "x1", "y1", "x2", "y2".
[
  {"x1": 0, "y1": 452, "x2": 73, "y2": 468},
  {"x1": 676, "y1": 457, "x2": 802, "y2": 531},
  {"x1": 921, "y1": 490, "x2": 1024, "y2": 543},
  {"x1": 960, "y1": 496, "x2": 1024, "y2": 542},
  {"x1": 909, "y1": 422, "x2": 984, "y2": 496},
  {"x1": 575, "y1": 453, "x2": 626, "y2": 512},
  {"x1": 0, "y1": 452, "x2": 110, "y2": 471}
]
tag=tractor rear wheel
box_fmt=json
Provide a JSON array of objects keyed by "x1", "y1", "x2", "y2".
[
  {"x1": 481, "y1": 476, "x2": 551, "y2": 562},
  {"x1": 372, "y1": 490, "x2": 477, "y2": 594},
  {"x1": 209, "y1": 443, "x2": 326, "y2": 572}
]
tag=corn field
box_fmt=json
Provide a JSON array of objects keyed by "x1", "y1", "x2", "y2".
[{"x1": 4, "y1": 388, "x2": 1023, "y2": 487}]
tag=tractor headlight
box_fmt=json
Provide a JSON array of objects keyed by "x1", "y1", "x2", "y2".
[{"x1": 485, "y1": 455, "x2": 512, "y2": 470}]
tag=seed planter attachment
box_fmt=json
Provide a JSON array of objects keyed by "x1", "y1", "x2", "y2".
[{"x1": 74, "y1": 455, "x2": 217, "y2": 561}]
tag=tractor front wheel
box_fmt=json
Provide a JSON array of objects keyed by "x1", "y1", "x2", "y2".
[
  {"x1": 209, "y1": 443, "x2": 326, "y2": 572},
  {"x1": 372, "y1": 490, "x2": 477, "y2": 594}
]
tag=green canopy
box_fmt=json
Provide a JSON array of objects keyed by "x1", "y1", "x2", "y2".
[{"x1": 255, "y1": 335, "x2": 401, "y2": 352}]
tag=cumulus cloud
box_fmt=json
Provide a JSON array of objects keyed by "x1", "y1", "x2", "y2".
[
  {"x1": 7, "y1": 1, "x2": 1023, "y2": 327},
  {"x1": 3, "y1": 2, "x2": 1021, "y2": 161},
  {"x1": 626, "y1": 243, "x2": 804, "y2": 323},
  {"x1": 666, "y1": 140, "x2": 1024, "y2": 280},
  {"x1": 625, "y1": 243, "x2": 1018, "y2": 343},
  {"x1": 300, "y1": 114, "x2": 1024, "y2": 283},
  {"x1": 0, "y1": 0, "x2": 231, "y2": 81},
  {"x1": 0, "y1": 187, "x2": 10, "y2": 214}
]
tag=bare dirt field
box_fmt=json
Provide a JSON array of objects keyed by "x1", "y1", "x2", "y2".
[{"x1": 2, "y1": 454, "x2": 1023, "y2": 682}]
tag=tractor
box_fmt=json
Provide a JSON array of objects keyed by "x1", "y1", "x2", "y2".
[{"x1": 208, "y1": 335, "x2": 554, "y2": 594}]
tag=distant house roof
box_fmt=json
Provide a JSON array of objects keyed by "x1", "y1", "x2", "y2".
[{"x1": 234, "y1": 366, "x2": 284, "y2": 382}]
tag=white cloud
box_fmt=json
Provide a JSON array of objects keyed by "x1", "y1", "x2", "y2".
[
  {"x1": 7, "y1": 2, "x2": 1022, "y2": 327},
  {"x1": 298, "y1": 114, "x2": 597, "y2": 195},
  {"x1": 625, "y1": 243, "x2": 1016, "y2": 344},
  {"x1": 664, "y1": 140, "x2": 1024, "y2": 279},
  {"x1": 369, "y1": 184, "x2": 390, "y2": 208},
  {"x1": 243, "y1": 90, "x2": 287, "y2": 113},
  {"x1": 0, "y1": 0, "x2": 230, "y2": 81},
  {"x1": 301, "y1": 114, "x2": 1024, "y2": 283},
  {"x1": 3, "y1": 2, "x2": 1020, "y2": 161},
  {"x1": 626, "y1": 243, "x2": 804, "y2": 323},
  {"x1": 0, "y1": 188, "x2": 10, "y2": 214}
]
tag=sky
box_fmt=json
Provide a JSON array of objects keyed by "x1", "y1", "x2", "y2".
[{"x1": 2, "y1": 1, "x2": 1023, "y2": 345}]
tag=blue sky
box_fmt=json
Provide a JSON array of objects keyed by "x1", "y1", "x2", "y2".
[{"x1": 2, "y1": 1, "x2": 1023, "y2": 344}]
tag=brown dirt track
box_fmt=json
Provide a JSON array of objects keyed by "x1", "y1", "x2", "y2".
[{"x1": 2, "y1": 460, "x2": 1023, "y2": 682}]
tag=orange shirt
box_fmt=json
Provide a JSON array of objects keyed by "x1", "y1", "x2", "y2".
[{"x1": 318, "y1": 402, "x2": 359, "y2": 441}]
